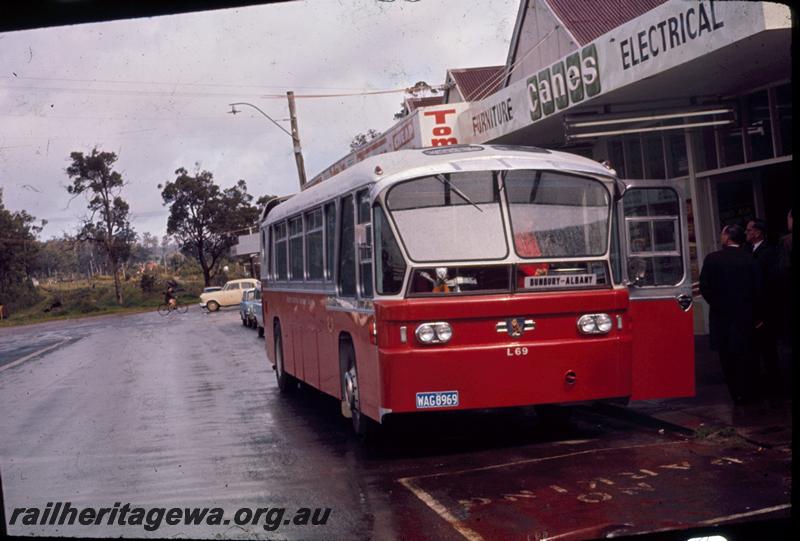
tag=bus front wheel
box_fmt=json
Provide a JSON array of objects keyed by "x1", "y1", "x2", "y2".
[{"x1": 340, "y1": 341, "x2": 369, "y2": 437}]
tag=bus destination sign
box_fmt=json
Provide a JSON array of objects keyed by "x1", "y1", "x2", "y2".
[{"x1": 524, "y1": 274, "x2": 597, "y2": 289}]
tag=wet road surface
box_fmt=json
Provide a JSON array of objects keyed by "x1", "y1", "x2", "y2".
[{"x1": 0, "y1": 308, "x2": 791, "y2": 539}]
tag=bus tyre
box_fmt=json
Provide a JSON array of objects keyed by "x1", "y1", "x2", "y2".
[
  {"x1": 341, "y1": 341, "x2": 369, "y2": 437},
  {"x1": 207, "y1": 301, "x2": 220, "y2": 312},
  {"x1": 274, "y1": 324, "x2": 294, "y2": 393}
]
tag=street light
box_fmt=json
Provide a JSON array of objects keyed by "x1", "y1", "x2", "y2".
[{"x1": 228, "y1": 95, "x2": 308, "y2": 189}]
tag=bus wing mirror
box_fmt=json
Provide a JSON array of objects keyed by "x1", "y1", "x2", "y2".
[{"x1": 613, "y1": 178, "x2": 627, "y2": 201}]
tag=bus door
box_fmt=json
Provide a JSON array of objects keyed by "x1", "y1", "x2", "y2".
[{"x1": 620, "y1": 181, "x2": 695, "y2": 400}]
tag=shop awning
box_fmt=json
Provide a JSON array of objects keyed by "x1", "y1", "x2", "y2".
[{"x1": 459, "y1": 0, "x2": 791, "y2": 148}]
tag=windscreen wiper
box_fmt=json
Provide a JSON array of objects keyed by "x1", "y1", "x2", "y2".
[{"x1": 434, "y1": 174, "x2": 484, "y2": 213}]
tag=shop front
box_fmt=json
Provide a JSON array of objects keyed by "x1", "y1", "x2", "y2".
[{"x1": 457, "y1": 0, "x2": 792, "y2": 333}]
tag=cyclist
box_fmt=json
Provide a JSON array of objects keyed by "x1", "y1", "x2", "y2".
[{"x1": 164, "y1": 280, "x2": 178, "y2": 309}]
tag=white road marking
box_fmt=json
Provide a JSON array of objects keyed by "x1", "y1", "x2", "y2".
[
  {"x1": 398, "y1": 477, "x2": 485, "y2": 541},
  {"x1": 0, "y1": 338, "x2": 69, "y2": 373},
  {"x1": 397, "y1": 441, "x2": 686, "y2": 541},
  {"x1": 698, "y1": 503, "x2": 791, "y2": 525},
  {"x1": 402, "y1": 441, "x2": 686, "y2": 481},
  {"x1": 542, "y1": 503, "x2": 792, "y2": 541}
]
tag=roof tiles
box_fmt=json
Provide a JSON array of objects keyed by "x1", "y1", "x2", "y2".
[
  {"x1": 448, "y1": 65, "x2": 507, "y2": 101},
  {"x1": 546, "y1": 0, "x2": 667, "y2": 45}
]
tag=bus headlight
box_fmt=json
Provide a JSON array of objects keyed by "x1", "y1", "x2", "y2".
[
  {"x1": 416, "y1": 324, "x2": 435, "y2": 343},
  {"x1": 577, "y1": 314, "x2": 613, "y2": 335},
  {"x1": 415, "y1": 322, "x2": 453, "y2": 344},
  {"x1": 434, "y1": 322, "x2": 453, "y2": 342}
]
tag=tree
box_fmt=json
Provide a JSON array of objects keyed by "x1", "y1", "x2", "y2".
[
  {"x1": 350, "y1": 129, "x2": 382, "y2": 152},
  {"x1": 159, "y1": 167, "x2": 259, "y2": 286},
  {"x1": 0, "y1": 188, "x2": 44, "y2": 309},
  {"x1": 36, "y1": 234, "x2": 79, "y2": 280},
  {"x1": 66, "y1": 148, "x2": 136, "y2": 305}
]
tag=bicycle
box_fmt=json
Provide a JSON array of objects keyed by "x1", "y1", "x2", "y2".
[{"x1": 157, "y1": 301, "x2": 189, "y2": 315}]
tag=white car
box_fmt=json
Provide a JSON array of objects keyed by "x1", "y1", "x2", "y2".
[{"x1": 200, "y1": 278, "x2": 260, "y2": 312}]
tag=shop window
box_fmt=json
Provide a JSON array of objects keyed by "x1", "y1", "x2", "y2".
[
  {"x1": 665, "y1": 132, "x2": 688, "y2": 178},
  {"x1": 775, "y1": 83, "x2": 792, "y2": 156},
  {"x1": 624, "y1": 137, "x2": 644, "y2": 178},
  {"x1": 692, "y1": 127, "x2": 718, "y2": 173},
  {"x1": 717, "y1": 179, "x2": 754, "y2": 227},
  {"x1": 643, "y1": 135, "x2": 665, "y2": 179},
  {"x1": 608, "y1": 140, "x2": 626, "y2": 178},
  {"x1": 745, "y1": 90, "x2": 773, "y2": 161},
  {"x1": 718, "y1": 120, "x2": 744, "y2": 168}
]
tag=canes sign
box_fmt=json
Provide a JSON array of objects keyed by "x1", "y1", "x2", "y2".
[{"x1": 527, "y1": 44, "x2": 601, "y2": 122}]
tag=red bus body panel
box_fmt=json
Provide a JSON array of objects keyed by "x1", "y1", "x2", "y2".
[
  {"x1": 375, "y1": 290, "x2": 631, "y2": 415},
  {"x1": 628, "y1": 298, "x2": 695, "y2": 400},
  {"x1": 263, "y1": 288, "x2": 694, "y2": 421}
]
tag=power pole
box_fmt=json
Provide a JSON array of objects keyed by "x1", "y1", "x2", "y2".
[{"x1": 286, "y1": 91, "x2": 308, "y2": 190}]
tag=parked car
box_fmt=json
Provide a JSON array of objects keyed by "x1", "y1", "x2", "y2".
[
  {"x1": 200, "y1": 278, "x2": 260, "y2": 312},
  {"x1": 239, "y1": 288, "x2": 258, "y2": 326},
  {"x1": 252, "y1": 288, "x2": 264, "y2": 337},
  {"x1": 203, "y1": 286, "x2": 222, "y2": 293}
]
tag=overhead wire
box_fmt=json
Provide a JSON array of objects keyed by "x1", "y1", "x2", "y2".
[
  {"x1": 469, "y1": 26, "x2": 557, "y2": 102},
  {"x1": 0, "y1": 82, "x2": 426, "y2": 100},
  {"x1": 0, "y1": 74, "x2": 377, "y2": 92}
]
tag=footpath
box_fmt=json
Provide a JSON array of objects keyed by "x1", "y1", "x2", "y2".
[{"x1": 625, "y1": 336, "x2": 792, "y2": 448}]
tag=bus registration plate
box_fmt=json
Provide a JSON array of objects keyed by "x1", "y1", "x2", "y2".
[{"x1": 416, "y1": 391, "x2": 459, "y2": 409}]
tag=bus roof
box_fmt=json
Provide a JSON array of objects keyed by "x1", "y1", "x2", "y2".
[{"x1": 264, "y1": 144, "x2": 616, "y2": 225}]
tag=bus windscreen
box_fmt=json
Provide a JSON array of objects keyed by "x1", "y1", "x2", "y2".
[
  {"x1": 386, "y1": 171, "x2": 508, "y2": 262},
  {"x1": 505, "y1": 170, "x2": 610, "y2": 259}
]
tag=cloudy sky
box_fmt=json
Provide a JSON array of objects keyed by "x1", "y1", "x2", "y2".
[{"x1": 0, "y1": 0, "x2": 519, "y2": 240}]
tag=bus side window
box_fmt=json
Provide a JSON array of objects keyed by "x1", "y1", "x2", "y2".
[
  {"x1": 356, "y1": 190, "x2": 373, "y2": 298},
  {"x1": 305, "y1": 207, "x2": 324, "y2": 281},
  {"x1": 374, "y1": 205, "x2": 405, "y2": 295},
  {"x1": 274, "y1": 222, "x2": 288, "y2": 281},
  {"x1": 339, "y1": 194, "x2": 357, "y2": 297},
  {"x1": 288, "y1": 216, "x2": 304, "y2": 281},
  {"x1": 623, "y1": 188, "x2": 683, "y2": 286},
  {"x1": 609, "y1": 208, "x2": 622, "y2": 284},
  {"x1": 324, "y1": 201, "x2": 336, "y2": 281}
]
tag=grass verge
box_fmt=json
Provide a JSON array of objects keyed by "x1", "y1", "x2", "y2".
[{"x1": 0, "y1": 278, "x2": 201, "y2": 328}]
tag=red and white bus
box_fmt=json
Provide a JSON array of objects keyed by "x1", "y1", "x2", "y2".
[{"x1": 260, "y1": 145, "x2": 694, "y2": 435}]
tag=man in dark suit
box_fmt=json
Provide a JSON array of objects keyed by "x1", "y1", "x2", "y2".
[
  {"x1": 700, "y1": 224, "x2": 762, "y2": 405},
  {"x1": 746, "y1": 218, "x2": 781, "y2": 403}
]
